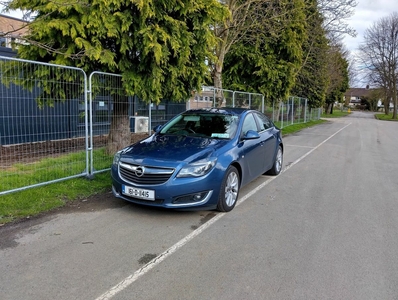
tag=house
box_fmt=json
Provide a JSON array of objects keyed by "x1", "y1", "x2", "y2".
[
  {"x1": 344, "y1": 86, "x2": 374, "y2": 107},
  {"x1": 188, "y1": 86, "x2": 228, "y2": 109},
  {"x1": 344, "y1": 86, "x2": 394, "y2": 111},
  {"x1": 0, "y1": 14, "x2": 28, "y2": 57}
]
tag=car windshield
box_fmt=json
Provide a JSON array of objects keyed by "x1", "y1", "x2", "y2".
[{"x1": 160, "y1": 113, "x2": 239, "y2": 139}]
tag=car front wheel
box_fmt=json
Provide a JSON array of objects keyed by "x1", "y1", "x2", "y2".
[{"x1": 217, "y1": 166, "x2": 240, "y2": 212}]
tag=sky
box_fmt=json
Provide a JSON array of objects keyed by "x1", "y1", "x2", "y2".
[
  {"x1": 343, "y1": 0, "x2": 398, "y2": 86},
  {"x1": 342, "y1": 0, "x2": 398, "y2": 87}
]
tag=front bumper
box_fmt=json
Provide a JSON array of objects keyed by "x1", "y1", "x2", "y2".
[{"x1": 111, "y1": 166, "x2": 222, "y2": 210}]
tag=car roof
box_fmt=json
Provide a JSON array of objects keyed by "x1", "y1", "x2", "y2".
[{"x1": 184, "y1": 107, "x2": 252, "y2": 116}]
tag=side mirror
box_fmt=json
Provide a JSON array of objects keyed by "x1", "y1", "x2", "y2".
[
  {"x1": 243, "y1": 130, "x2": 260, "y2": 140},
  {"x1": 153, "y1": 124, "x2": 163, "y2": 133}
]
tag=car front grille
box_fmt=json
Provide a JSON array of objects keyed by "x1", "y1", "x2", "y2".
[{"x1": 119, "y1": 162, "x2": 175, "y2": 185}]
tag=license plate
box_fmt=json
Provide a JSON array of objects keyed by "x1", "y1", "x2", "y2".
[{"x1": 122, "y1": 185, "x2": 155, "y2": 201}]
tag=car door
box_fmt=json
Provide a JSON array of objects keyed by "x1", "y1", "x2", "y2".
[
  {"x1": 239, "y1": 112, "x2": 267, "y2": 184},
  {"x1": 253, "y1": 112, "x2": 277, "y2": 172}
]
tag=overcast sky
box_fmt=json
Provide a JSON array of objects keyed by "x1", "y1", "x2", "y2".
[{"x1": 344, "y1": 0, "x2": 398, "y2": 54}]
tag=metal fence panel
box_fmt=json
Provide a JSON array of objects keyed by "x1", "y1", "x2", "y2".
[
  {"x1": 88, "y1": 72, "x2": 187, "y2": 176},
  {"x1": 88, "y1": 72, "x2": 124, "y2": 176},
  {"x1": 271, "y1": 97, "x2": 321, "y2": 128},
  {"x1": 0, "y1": 56, "x2": 322, "y2": 195},
  {"x1": 193, "y1": 86, "x2": 264, "y2": 111},
  {"x1": 0, "y1": 56, "x2": 88, "y2": 195}
]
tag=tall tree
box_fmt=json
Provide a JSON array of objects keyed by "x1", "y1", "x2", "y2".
[
  {"x1": 291, "y1": 0, "x2": 329, "y2": 108},
  {"x1": 3, "y1": 0, "x2": 228, "y2": 153},
  {"x1": 221, "y1": 0, "x2": 306, "y2": 104},
  {"x1": 291, "y1": 0, "x2": 356, "y2": 108},
  {"x1": 317, "y1": 0, "x2": 357, "y2": 39},
  {"x1": 361, "y1": 88, "x2": 384, "y2": 112},
  {"x1": 210, "y1": 0, "x2": 306, "y2": 97},
  {"x1": 324, "y1": 43, "x2": 350, "y2": 114},
  {"x1": 358, "y1": 12, "x2": 398, "y2": 119}
]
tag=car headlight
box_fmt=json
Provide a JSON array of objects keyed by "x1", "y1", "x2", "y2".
[
  {"x1": 113, "y1": 146, "x2": 132, "y2": 165},
  {"x1": 177, "y1": 158, "x2": 217, "y2": 178},
  {"x1": 113, "y1": 150, "x2": 122, "y2": 165}
]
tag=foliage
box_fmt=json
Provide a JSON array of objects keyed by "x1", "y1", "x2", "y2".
[
  {"x1": 7, "y1": 0, "x2": 229, "y2": 104},
  {"x1": 222, "y1": 0, "x2": 306, "y2": 104},
  {"x1": 5, "y1": 0, "x2": 229, "y2": 154},
  {"x1": 324, "y1": 44, "x2": 350, "y2": 113},
  {"x1": 209, "y1": 0, "x2": 307, "y2": 96},
  {"x1": 360, "y1": 89, "x2": 383, "y2": 112},
  {"x1": 291, "y1": 0, "x2": 329, "y2": 108}
]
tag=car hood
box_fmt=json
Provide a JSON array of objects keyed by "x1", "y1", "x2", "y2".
[{"x1": 121, "y1": 134, "x2": 230, "y2": 164}]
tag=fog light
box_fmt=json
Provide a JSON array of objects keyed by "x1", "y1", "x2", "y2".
[
  {"x1": 173, "y1": 191, "x2": 209, "y2": 204},
  {"x1": 194, "y1": 193, "x2": 203, "y2": 201}
]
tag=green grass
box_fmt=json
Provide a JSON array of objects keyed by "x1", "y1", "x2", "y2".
[
  {"x1": 0, "y1": 148, "x2": 113, "y2": 224},
  {"x1": 321, "y1": 110, "x2": 350, "y2": 118},
  {"x1": 0, "y1": 172, "x2": 111, "y2": 224},
  {"x1": 374, "y1": 113, "x2": 398, "y2": 121},
  {"x1": 0, "y1": 148, "x2": 112, "y2": 193},
  {"x1": 280, "y1": 119, "x2": 327, "y2": 135}
]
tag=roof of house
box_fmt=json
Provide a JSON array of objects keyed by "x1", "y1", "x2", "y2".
[
  {"x1": 0, "y1": 14, "x2": 29, "y2": 36},
  {"x1": 344, "y1": 88, "x2": 374, "y2": 98}
]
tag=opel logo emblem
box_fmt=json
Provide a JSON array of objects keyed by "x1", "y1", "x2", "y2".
[{"x1": 135, "y1": 166, "x2": 145, "y2": 177}]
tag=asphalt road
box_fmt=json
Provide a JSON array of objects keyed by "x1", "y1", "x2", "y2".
[{"x1": 1, "y1": 111, "x2": 398, "y2": 300}]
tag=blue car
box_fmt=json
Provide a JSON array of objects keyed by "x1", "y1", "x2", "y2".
[{"x1": 111, "y1": 107, "x2": 283, "y2": 212}]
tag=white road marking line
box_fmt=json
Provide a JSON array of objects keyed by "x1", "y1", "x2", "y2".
[{"x1": 94, "y1": 122, "x2": 351, "y2": 300}]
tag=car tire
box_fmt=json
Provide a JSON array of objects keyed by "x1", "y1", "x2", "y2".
[
  {"x1": 266, "y1": 145, "x2": 283, "y2": 176},
  {"x1": 217, "y1": 166, "x2": 240, "y2": 212}
]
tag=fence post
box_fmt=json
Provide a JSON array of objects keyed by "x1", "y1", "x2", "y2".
[
  {"x1": 149, "y1": 102, "x2": 152, "y2": 134},
  {"x1": 291, "y1": 97, "x2": 294, "y2": 125},
  {"x1": 304, "y1": 98, "x2": 308, "y2": 123}
]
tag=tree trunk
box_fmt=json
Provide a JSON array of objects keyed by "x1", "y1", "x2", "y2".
[
  {"x1": 383, "y1": 95, "x2": 390, "y2": 115},
  {"x1": 214, "y1": 63, "x2": 223, "y2": 107},
  {"x1": 106, "y1": 95, "x2": 131, "y2": 155},
  {"x1": 213, "y1": 44, "x2": 225, "y2": 107},
  {"x1": 275, "y1": 100, "x2": 282, "y2": 122},
  {"x1": 392, "y1": 79, "x2": 397, "y2": 119}
]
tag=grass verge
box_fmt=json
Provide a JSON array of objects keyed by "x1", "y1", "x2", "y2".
[
  {"x1": 321, "y1": 110, "x2": 350, "y2": 118},
  {"x1": 280, "y1": 119, "x2": 327, "y2": 135},
  {"x1": 0, "y1": 172, "x2": 111, "y2": 224},
  {"x1": 374, "y1": 113, "x2": 398, "y2": 121}
]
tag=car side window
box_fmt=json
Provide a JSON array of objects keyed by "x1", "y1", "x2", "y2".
[
  {"x1": 254, "y1": 112, "x2": 272, "y2": 131},
  {"x1": 241, "y1": 113, "x2": 258, "y2": 135}
]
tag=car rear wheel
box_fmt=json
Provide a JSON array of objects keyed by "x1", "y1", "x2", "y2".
[
  {"x1": 217, "y1": 166, "x2": 240, "y2": 212},
  {"x1": 266, "y1": 145, "x2": 283, "y2": 175}
]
